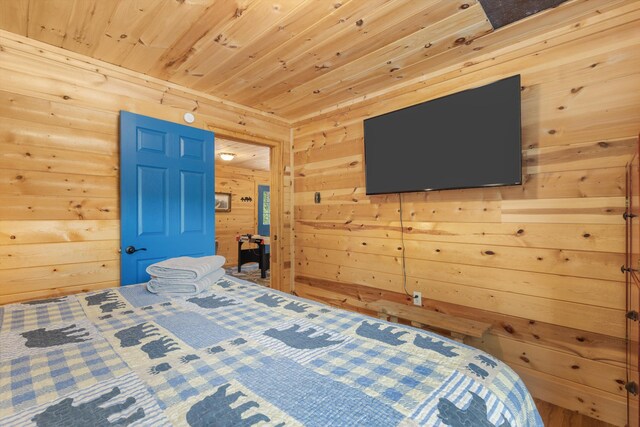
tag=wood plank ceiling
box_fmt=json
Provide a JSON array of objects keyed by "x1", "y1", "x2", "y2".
[
  {"x1": 0, "y1": 0, "x2": 565, "y2": 121},
  {"x1": 215, "y1": 137, "x2": 270, "y2": 171}
]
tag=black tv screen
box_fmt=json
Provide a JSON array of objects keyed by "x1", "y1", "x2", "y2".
[{"x1": 364, "y1": 75, "x2": 522, "y2": 195}]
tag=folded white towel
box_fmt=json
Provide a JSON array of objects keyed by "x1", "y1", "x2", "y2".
[
  {"x1": 146, "y1": 255, "x2": 226, "y2": 280},
  {"x1": 146, "y1": 268, "x2": 225, "y2": 296}
]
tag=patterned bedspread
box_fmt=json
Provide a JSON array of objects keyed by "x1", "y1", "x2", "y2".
[{"x1": 0, "y1": 276, "x2": 542, "y2": 426}]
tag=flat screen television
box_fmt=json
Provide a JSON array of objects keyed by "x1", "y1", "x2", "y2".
[{"x1": 363, "y1": 75, "x2": 522, "y2": 195}]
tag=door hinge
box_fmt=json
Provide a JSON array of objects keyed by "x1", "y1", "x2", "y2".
[
  {"x1": 626, "y1": 310, "x2": 639, "y2": 321},
  {"x1": 626, "y1": 381, "x2": 639, "y2": 396},
  {"x1": 623, "y1": 212, "x2": 638, "y2": 220}
]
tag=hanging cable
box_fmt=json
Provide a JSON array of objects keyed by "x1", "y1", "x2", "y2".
[{"x1": 398, "y1": 193, "x2": 411, "y2": 297}]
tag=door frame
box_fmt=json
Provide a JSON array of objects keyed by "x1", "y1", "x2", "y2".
[{"x1": 209, "y1": 129, "x2": 286, "y2": 293}]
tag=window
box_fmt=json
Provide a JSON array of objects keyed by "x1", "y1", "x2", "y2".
[{"x1": 262, "y1": 191, "x2": 270, "y2": 225}]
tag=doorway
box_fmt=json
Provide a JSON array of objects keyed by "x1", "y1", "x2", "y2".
[{"x1": 214, "y1": 137, "x2": 272, "y2": 287}]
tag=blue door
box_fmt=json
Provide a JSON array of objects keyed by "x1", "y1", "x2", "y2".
[
  {"x1": 120, "y1": 111, "x2": 215, "y2": 285},
  {"x1": 257, "y1": 184, "x2": 270, "y2": 253}
]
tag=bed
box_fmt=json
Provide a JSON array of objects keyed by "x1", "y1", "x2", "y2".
[{"x1": 0, "y1": 276, "x2": 543, "y2": 426}]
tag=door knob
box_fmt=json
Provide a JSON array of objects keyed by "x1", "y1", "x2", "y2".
[{"x1": 125, "y1": 246, "x2": 147, "y2": 254}]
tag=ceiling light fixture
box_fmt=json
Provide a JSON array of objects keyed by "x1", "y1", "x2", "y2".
[{"x1": 219, "y1": 153, "x2": 236, "y2": 161}]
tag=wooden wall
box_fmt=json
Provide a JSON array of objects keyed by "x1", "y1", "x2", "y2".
[
  {"x1": 0, "y1": 1, "x2": 638, "y2": 423},
  {"x1": 0, "y1": 30, "x2": 292, "y2": 304},
  {"x1": 292, "y1": 3, "x2": 640, "y2": 426},
  {"x1": 215, "y1": 164, "x2": 270, "y2": 266}
]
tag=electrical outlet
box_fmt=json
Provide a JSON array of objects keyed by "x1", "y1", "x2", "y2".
[{"x1": 413, "y1": 291, "x2": 422, "y2": 306}]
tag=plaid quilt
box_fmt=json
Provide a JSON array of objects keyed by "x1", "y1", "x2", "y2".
[{"x1": 0, "y1": 276, "x2": 543, "y2": 426}]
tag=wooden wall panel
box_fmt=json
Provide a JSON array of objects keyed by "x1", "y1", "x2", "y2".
[
  {"x1": 215, "y1": 164, "x2": 270, "y2": 266},
  {"x1": 0, "y1": 30, "x2": 291, "y2": 304},
  {"x1": 292, "y1": 4, "x2": 640, "y2": 425}
]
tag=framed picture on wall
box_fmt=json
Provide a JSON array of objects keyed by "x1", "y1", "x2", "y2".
[{"x1": 215, "y1": 192, "x2": 232, "y2": 212}]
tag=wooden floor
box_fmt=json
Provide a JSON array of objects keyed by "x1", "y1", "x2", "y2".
[{"x1": 535, "y1": 399, "x2": 618, "y2": 427}]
